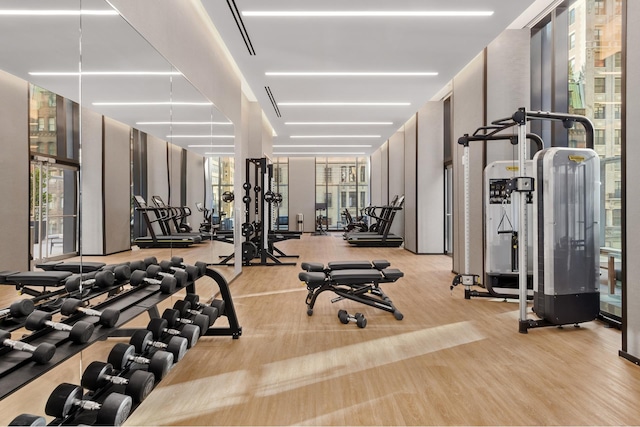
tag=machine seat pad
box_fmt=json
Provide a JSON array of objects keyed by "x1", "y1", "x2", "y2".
[
  {"x1": 6, "y1": 271, "x2": 72, "y2": 286},
  {"x1": 330, "y1": 269, "x2": 383, "y2": 285},
  {"x1": 36, "y1": 261, "x2": 106, "y2": 274},
  {"x1": 381, "y1": 268, "x2": 404, "y2": 281},
  {"x1": 0, "y1": 271, "x2": 21, "y2": 283},
  {"x1": 372, "y1": 260, "x2": 391, "y2": 270},
  {"x1": 327, "y1": 261, "x2": 373, "y2": 270},
  {"x1": 299, "y1": 272, "x2": 327, "y2": 288},
  {"x1": 301, "y1": 262, "x2": 324, "y2": 272}
]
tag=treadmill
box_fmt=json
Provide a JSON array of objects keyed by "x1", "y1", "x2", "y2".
[
  {"x1": 132, "y1": 195, "x2": 197, "y2": 248},
  {"x1": 347, "y1": 196, "x2": 405, "y2": 247},
  {"x1": 149, "y1": 195, "x2": 207, "y2": 242}
]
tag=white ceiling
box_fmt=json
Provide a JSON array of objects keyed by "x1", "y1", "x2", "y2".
[{"x1": 201, "y1": 0, "x2": 539, "y2": 156}]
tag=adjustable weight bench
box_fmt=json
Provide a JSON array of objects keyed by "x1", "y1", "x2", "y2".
[{"x1": 299, "y1": 260, "x2": 404, "y2": 321}]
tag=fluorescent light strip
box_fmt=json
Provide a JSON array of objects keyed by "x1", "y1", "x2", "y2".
[
  {"x1": 274, "y1": 145, "x2": 372, "y2": 148},
  {"x1": 278, "y1": 102, "x2": 410, "y2": 106},
  {"x1": 290, "y1": 135, "x2": 379, "y2": 139},
  {"x1": 0, "y1": 10, "x2": 119, "y2": 16},
  {"x1": 285, "y1": 122, "x2": 392, "y2": 125},
  {"x1": 266, "y1": 72, "x2": 437, "y2": 76},
  {"x1": 205, "y1": 153, "x2": 234, "y2": 155},
  {"x1": 275, "y1": 152, "x2": 367, "y2": 155},
  {"x1": 168, "y1": 135, "x2": 234, "y2": 138},
  {"x1": 243, "y1": 11, "x2": 493, "y2": 17},
  {"x1": 30, "y1": 71, "x2": 181, "y2": 76},
  {"x1": 93, "y1": 101, "x2": 213, "y2": 106},
  {"x1": 188, "y1": 145, "x2": 235, "y2": 148},
  {"x1": 137, "y1": 121, "x2": 232, "y2": 125}
]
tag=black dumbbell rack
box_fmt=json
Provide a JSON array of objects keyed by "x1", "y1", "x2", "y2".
[{"x1": 0, "y1": 265, "x2": 241, "y2": 401}]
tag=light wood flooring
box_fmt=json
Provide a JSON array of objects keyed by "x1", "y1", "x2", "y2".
[{"x1": 1, "y1": 233, "x2": 640, "y2": 426}]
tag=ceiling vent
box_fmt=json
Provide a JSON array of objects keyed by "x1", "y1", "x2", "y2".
[
  {"x1": 265, "y1": 86, "x2": 281, "y2": 118},
  {"x1": 226, "y1": 0, "x2": 256, "y2": 55}
]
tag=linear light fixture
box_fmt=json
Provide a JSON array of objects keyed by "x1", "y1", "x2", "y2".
[
  {"x1": 285, "y1": 121, "x2": 392, "y2": 125},
  {"x1": 137, "y1": 121, "x2": 232, "y2": 125},
  {"x1": 274, "y1": 152, "x2": 367, "y2": 155},
  {"x1": 205, "y1": 152, "x2": 234, "y2": 155},
  {"x1": 0, "y1": 10, "x2": 119, "y2": 16},
  {"x1": 243, "y1": 11, "x2": 493, "y2": 17},
  {"x1": 30, "y1": 71, "x2": 181, "y2": 76},
  {"x1": 267, "y1": 72, "x2": 437, "y2": 76},
  {"x1": 168, "y1": 135, "x2": 234, "y2": 138},
  {"x1": 290, "y1": 135, "x2": 380, "y2": 139},
  {"x1": 278, "y1": 102, "x2": 410, "y2": 106},
  {"x1": 274, "y1": 145, "x2": 372, "y2": 148},
  {"x1": 93, "y1": 101, "x2": 213, "y2": 106},
  {"x1": 189, "y1": 145, "x2": 235, "y2": 148}
]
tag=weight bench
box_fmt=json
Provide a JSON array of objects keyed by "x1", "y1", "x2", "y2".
[
  {"x1": 36, "y1": 261, "x2": 106, "y2": 274},
  {"x1": 299, "y1": 260, "x2": 404, "y2": 320},
  {"x1": 0, "y1": 271, "x2": 89, "y2": 307}
]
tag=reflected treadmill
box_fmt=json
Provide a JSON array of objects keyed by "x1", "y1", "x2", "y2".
[
  {"x1": 347, "y1": 196, "x2": 404, "y2": 247},
  {"x1": 133, "y1": 195, "x2": 196, "y2": 248}
]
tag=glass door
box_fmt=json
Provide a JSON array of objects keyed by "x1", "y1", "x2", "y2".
[{"x1": 30, "y1": 159, "x2": 78, "y2": 265}]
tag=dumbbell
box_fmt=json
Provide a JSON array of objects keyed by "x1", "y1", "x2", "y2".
[
  {"x1": 25, "y1": 311, "x2": 94, "y2": 344},
  {"x1": 146, "y1": 264, "x2": 187, "y2": 287},
  {"x1": 8, "y1": 414, "x2": 47, "y2": 426},
  {"x1": 60, "y1": 298, "x2": 120, "y2": 328},
  {"x1": 65, "y1": 270, "x2": 115, "y2": 291},
  {"x1": 162, "y1": 308, "x2": 209, "y2": 336},
  {"x1": 128, "y1": 257, "x2": 160, "y2": 272},
  {"x1": 81, "y1": 360, "x2": 155, "y2": 403},
  {"x1": 45, "y1": 383, "x2": 132, "y2": 426},
  {"x1": 169, "y1": 256, "x2": 207, "y2": 274},
  {"x1": 101, "y1": 264, "x2": 132, "y2": 282},
  {"x1": 129, "y1": 270, "x2": 176, "y2": 294},
  {"x1": 173, "y1": 300, "x2": 218, "y2": 327},
  {"x1": 157, "y1": 260, "x2": 198, "y2": 282},
  {"x1": 107, "y1": 342, "x2": 173, "y2": 381},
  {"x1": 130, "y1": 329, "x2": 188, "y2": 362},
  {"x1": 0, "y1": 299, "x2": 35, "y2": 319},
  {"x1": 146, "y1": 318, "x2": 199, "y2": 349},
  {"x1": 184, "y1": 293, "x2": 226, "y2": 317},
  {"x1": 1, "y1": 329, "x2": 56, "y2": 364},
  {"x1": 338, "y1": 309, "x2": 367, "y2": 328}
]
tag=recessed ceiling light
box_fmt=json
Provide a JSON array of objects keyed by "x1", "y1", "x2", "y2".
[
  {"x1": 290, "y1": 135, "x2": 380, "y2": 139},
  {"x1": 168, "y1": 135, "x2": 234, "y2": 138},
  {"x1": 0, "y1": 10, "x2": 119, "y2": 16},
  {"x1": 266, "y1": 72, "x2": 437, "y2": 76},
  {"x1": 30, "y1": 71, "x2": 181, "y2": 76},
  {"x1": 278, "y1": 102, "x2": 410, "y2": 106},
  {"x1": 274, "y1": 145, "x2": 372, "y2": 148},
  {"x1": 243, "y1": 11, "x2": 493, "y2": 17},
  {"x1": 285, "y1": 122, "x2": 393, "y2": 125},
  {"x1": 188, "y1": 145, "x2": 235, "y2": 148},
  {"x1": 93, "y1": 101, "x2": 213, "y2": 106},
  {"x1": 137, "y1": 121, "x2": 232, "y2": 125},
  {"x1": 274, "y1": 152, "x2": 367, "y2": 155}
]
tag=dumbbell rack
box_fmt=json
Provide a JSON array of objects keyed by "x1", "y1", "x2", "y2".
[{"x1": 0, "y1": 266, "x2": 242, "y2": 402}]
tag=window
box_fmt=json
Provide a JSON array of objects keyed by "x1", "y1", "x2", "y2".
[
  {"x1": 359, "y1": 165, "x2": 366, "y2": 182},
  {"x1": 614, "y1": 104, "x2": 621, "y2": 119},
  {"x1": 340, "y1": 166, "x2": 347, "y2": 183},
  {"x1": 569, "y1": 32, "x2": 576, "y2": 50},
  {"x1": 326, "y1": 192, "x2": 332, "y2": 208},
  {"x1": 340, "y1": 191, "x2": 346, "y2": 207},
  {"x1": 594, "y1": 77, "x2": 605, "y2": 93},
  {"x1": 595, "y1": 129, "x2": 606, "y2": 145},
  {"x1": 325, "y1": 167, "x2": 332, "y2": 184},
  {"x1": 594, "y1": 0, "x2": 606, "y2": 15},
  {"x1": 614, "y1": 129, "x2": 621, "y2": 145},
  {"x1": 594, "y1": 28, "x2": 602, "y2": 45},
  {"x1": 569, "y1": 8, "x2": 576, "y2": 25},
  {"x1": 349, "y1": 191, "x2": 356, "y2": 206},
  {"x1": 594, "y1": 49, "x2": 605, "y2": 67},
  {"x1": 613, "y1": 209, "x2": 621, "y2": 226},
  {"x1": 615, "y1": 77, "x2": 621, "y2": 94},
  {"x1": 48, "y1": 117, "x2": 56, "y2": 132},
  {"x1": 360, "y1": 191, "x2": 366, "y2": 209},
  {"x1": 38, "y1": 118, "x2": 45, "y2": 131},
  {"x1": 594, "y1": 104, "x2": 606, "y2": 119},
  {"x1": 615, "y1": 52, "x2": 622, "y2": 68}
]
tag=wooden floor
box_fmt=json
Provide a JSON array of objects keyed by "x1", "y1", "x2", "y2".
[{"x1": 2, "y1": 233, "x2": 640, "y2": 425}]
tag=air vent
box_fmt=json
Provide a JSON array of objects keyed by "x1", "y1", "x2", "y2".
[
  {"x1": 265, "y1": 86, "x2": 281, "y2": 118},
  {"x1": 226, "y1": 0, "x2": 256, "y2": 55}
]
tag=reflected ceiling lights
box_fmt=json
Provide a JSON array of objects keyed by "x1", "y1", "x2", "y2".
[
  {"x1": 266, "y1": 72, "x2": 437, "y2": 76},
  {"x1": 168, "y1": 135, "x2": 234, "y2": 138},
  {"x1": 93, "y1": 101, "x2": 212, "y2": 106},
  {"x1": 274, "y1": 152, "x2": 367, "y2": 155},
  {"x1": 290, "y1": 135, "x2": 380, "y2": 138},
  {"x1": 285, "y1": 122, "x2": 392, "y2": 125},
  {"x1": 274, "y1": 145, "x2": 372, "y2": 148},
  {"x1": 30, "y1": 71, "x2": 181, "y2": 76},
  {"x1": 278, "y1": 102, "x2": 410, "y2": 106},
  {"x1": 137, "y1": 121, "x2": 232, "y2": 125},
  {"x1": 188, "y1": 145, "x2": 235, "y2": 148},
  {"x1": 242, "y1": 11, "x2": 493, "y2": 17},
  {"x1": 0, "y1": 10, "x2": 119, "y2": 16}
]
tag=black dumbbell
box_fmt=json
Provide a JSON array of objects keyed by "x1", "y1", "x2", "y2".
[
  {"x1": 25, "y1": 311, "x2": 94, "y2": 344},
  {"x1": 1, "y1": 329, "x2": 56, "y2": 364},
  {"x1": 159, "y1": 260, "x2": 199, "y2": 282},
  {"x1": 169, "y1": 256, "x2": 207, "y2": 277},
  {"x1": 128, "y1": 257, "x2": 159, "y2": 272},
  {"x1": 0, "y1": 299, "x2": 35, "y2": 319},
  {"x1": 162, "y1": 308, "x2": 209, "y2": 336},
  {"x1": 81, "y1": 360, "x2": 155, "y2": 403},
  {"x1": 45, "y1": 383, "x2": 132, "y2": 426},
  {"x1": 101, "y1": 264, "x2": 132, "y2": 282},
  {"x1": 8, "y1": 414, "x2": 46, "y2": 426},
  {"x1": 146, "y1": 264, "x2": 187, "y2": 287},
  {"x1": 184, "y1": 293, "x2": 226, "y2": 317},
  {"x1": 107, "y1": 342, "x2": 173, "y2": 381},
  {"x1": 338, "y1": 309, "x2": 367, "y2": 328},
  {"x1": 130, "y1": 329, "x2": 187, "y2": 362},
  {"x1": 146, "y1": 318, "x2": 199, "y2": 349},
  {"x1": 129, "y1": 270, "x2": 176, "y2": 294},
  {"x1": 60, "y1": 298, "x2": 120, "y2": 328},
  {"x1": 65, "y1": 270, "x2": 115, "y2": 290},
  {"x1": 173, "y1": 300, "x2": 218, "y2": 327}
]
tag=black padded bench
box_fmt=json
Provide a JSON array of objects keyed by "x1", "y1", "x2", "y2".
[
  {"x1": 299, "y1": 260, "x2": 404, "y2": 320},
  {"x1": 36, "y1": 261, "x2": 106, "y2": 274}
]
